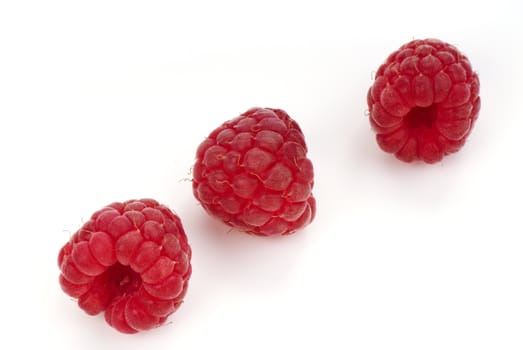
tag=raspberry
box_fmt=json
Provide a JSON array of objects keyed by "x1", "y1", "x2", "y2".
[
  {"x1": 193, "y1": 107, "x2": 316, "y2": 236},
  {"x1": 57, "y1": 199, "x2": 192, "y2": 334},
  {"x1": 367, "y1": 39, "x2": 481, "y2": 163}
]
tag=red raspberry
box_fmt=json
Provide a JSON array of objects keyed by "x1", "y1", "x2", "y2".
[
  {"x1": 193, "y1": 107, "x2": 316, "y2": 236},
  {"x1": 367, "y1": 39, "x2": 481, "y2": 163},
  {"x1": 57, "y1": 199, "x2": 192, "y2": 334}
]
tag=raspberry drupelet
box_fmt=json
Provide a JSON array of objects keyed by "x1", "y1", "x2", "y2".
[
  {"x1": 367, "y1": 38, "x2": 481, "y2": 163},
  {"x1": 193, "y1": 107, "x2": 316, "y2": 236},
  {"x1": 58, "y1": 199, "x2": 192, "y2": 334}
]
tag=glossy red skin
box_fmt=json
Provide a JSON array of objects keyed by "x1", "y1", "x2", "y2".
[
  {"x1": 368, "y1": 39, "x2": 480, "y2": 163},
  {"x1": 58, "y1": 199, "x2": 191, "y2": 334},
  {"x1": 193, "y1": 107, "x2": 316, "y2": 236}
]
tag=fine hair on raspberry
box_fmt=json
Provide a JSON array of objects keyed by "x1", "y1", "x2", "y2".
[
  {"x1": 57, "y1": 199, "x2": 192, "y2": 334},
  {"x1": 193, "y1": 107, "x2": 316, "y2": 236},
  {"x1": 367, "y1": 38, "x2": 481, "y2": 163}
]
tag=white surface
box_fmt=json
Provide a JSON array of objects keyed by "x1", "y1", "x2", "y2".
[{"x1": 1, "y1": 0, "x2": 522, "y2": 349}]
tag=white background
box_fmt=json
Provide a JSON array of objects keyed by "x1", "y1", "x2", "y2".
[{"x1": 1, "y1": 0, "x2": 522, "y2": 349}]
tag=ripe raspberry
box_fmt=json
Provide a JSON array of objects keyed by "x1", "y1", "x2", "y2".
[
  {"x1": 193, "y1": 107, "x2": 316, "y2": 236},
  {"x1": 57, "y1": 199, "x2": 192, "y2": 334},
  {"x1": 367, "y1": 39, "x2": 481, "y2": 163}
]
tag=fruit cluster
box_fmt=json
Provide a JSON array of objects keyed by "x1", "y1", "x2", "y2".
[{"x1": 58, "y1": 38, "x2": 480, "y2": 334}]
